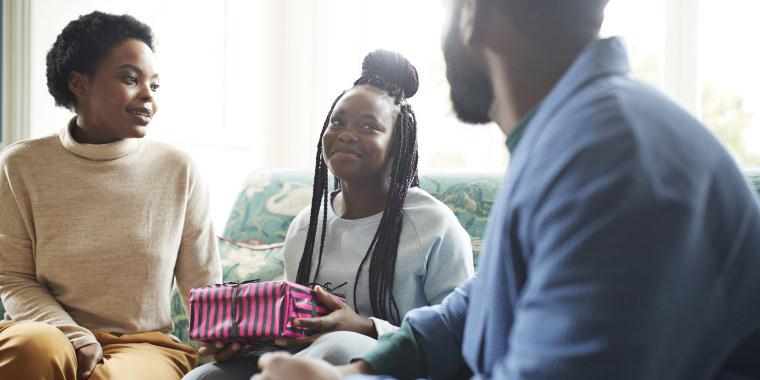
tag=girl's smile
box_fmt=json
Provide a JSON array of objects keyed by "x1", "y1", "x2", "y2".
[{"x1": 322, "y1": 86, "x2": 398, "y2": 185}]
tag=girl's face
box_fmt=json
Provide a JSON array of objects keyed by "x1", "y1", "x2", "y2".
[
  {"x1": 71, "y1": 39, "x2": 159, "y2": 144},
  {"x1": 322, "y1": 86, "x2": 398, "y2": 185}
]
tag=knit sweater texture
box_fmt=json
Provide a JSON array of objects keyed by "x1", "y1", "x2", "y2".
[
  {"x1": 0, "y1": 121, "x2": 222, "y2": 349},
  {"x1": 283, "y1": 187, "x2": 474, "y2": 335}
]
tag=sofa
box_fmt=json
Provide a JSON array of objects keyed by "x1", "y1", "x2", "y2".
[
  {"x1": 1, "y1": 168, "x2": 759, "y2": 350},
  {"x1": 170, "y1": 169, "x2": 504, "y2": 347}
]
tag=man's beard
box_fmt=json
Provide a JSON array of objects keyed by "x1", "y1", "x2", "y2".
[{"x1": 442, "y1": 12, "x2": 494, "y2": 125}]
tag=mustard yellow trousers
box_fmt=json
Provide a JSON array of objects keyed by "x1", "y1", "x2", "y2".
[{"x1": 0, "y1": 321, "x2": 197, "y2": 380}]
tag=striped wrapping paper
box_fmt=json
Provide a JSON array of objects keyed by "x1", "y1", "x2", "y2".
[{"x1": 187, "y1": 280, "x2": 343, "y2": 343}]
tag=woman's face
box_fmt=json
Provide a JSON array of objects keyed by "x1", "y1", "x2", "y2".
[
  {"x1": 72, "y1": 39, "x2": 159, "y2": 144},
  {"x1": 322, "y1": 86, "x2": 399, "y2": 185}
]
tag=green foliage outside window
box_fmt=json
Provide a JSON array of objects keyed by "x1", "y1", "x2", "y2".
[{"x1": 702, "y1": 82, "x2": 760, "y2": 166}]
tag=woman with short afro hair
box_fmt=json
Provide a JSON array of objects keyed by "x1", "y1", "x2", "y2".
[{"x1": 0, "y1": 11, "x2": 222, "y2": 380}]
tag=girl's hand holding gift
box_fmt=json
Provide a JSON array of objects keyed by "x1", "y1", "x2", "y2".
[{"x1": 274, "y1": 286, "x2": 376, "y2": 351}]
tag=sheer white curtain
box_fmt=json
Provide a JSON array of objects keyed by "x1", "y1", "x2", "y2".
[
  {"x1": 602, "y1": 0, "x2": 760, "y2": 166},
  {"x1": 8, "y1": 0, "x2": 759, "y2": 228},
  {"x1": 20, "y1": 0, "x2": 508, "y2": 228}
]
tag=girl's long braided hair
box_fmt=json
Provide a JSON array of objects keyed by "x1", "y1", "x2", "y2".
[{"x1": 295, "y1": 49, "x2": 420, "y2": 325}]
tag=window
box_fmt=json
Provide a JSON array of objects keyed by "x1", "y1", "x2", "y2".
[
  {"x1": 0, "y1": 0, "x2": 3, "y2": 143},
  {"x1": 22, "y1": 0, "x2": 509, "y2": 229},
  {"x1": 602, "y1": 0, "x2": 760, "y2": 166},
  {"x1": 698, "y1": 0, "x2": 760, "y2": 165},
  {"x1": 11, "y1": 0, "x2": 758, "y2": 228},
  {"x1": 325, "y1": 1, "x2": 507, "y2": 172}
]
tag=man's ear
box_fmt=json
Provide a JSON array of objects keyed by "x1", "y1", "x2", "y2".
[
  {"x1": 460, "y1": 0, "x2": 488, "y2": 45},
  {"x1": 68, "y1": 71, "x2": 88, "y2": 98}
]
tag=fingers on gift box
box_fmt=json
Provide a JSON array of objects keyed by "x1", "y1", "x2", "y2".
[{"x1": 188, "y1": 280, "x2": 345, "y2": 343}]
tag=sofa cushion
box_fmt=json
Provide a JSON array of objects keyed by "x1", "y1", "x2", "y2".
[
  {"x1": 217, "y1": 238, "x2": 285, "y2": 283},
  {"x1": 222, "y1": 170, "x2": 318, "y2": 245},
  {"x1": 2, "y1": 167, "x2": 758, "y2": 350},
  {"x1": 221, "y1": 169, "x2": 504, "y2": 266}
]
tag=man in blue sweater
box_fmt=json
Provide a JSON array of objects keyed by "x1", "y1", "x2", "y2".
[{"x1": 253, "y1": 0, "x2": 760, "y2": 379}]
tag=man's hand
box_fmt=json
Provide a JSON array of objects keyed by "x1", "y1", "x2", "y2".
[
  {"x1": 197, "y1": 341, "x2": 251, "y2": 362},
  {"x1": 76, "y1": 342, "x2": 102, "y2": 380},
  {"x1": 251, "y1": 351, "x2": 343, "y2": 380}
]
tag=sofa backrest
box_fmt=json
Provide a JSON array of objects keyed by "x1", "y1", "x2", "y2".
[
  {"x1": 221, "y1": 169, "x2": 505, "y2": 265},
  {"x1": 223, "y1": 167, "x2": 760, "y2": 263},
  {"x1": 1, "y1": 168, "x2": 758, "y2": 348}
]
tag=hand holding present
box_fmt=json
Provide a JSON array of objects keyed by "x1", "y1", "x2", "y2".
[{"x1": 273, "y1": 286, "x2": 376, "y2": 352}]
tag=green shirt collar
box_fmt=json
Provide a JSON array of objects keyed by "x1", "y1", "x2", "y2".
[{"x1": 505, "y1": 103, "x2": 539, "y2": 154}]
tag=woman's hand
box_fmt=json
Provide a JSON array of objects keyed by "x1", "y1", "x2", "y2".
[
  {"x1": 197, "y1": 341, "x2": 251, "y2": 362},
  {"x1": 274, "y1": 285, "x2": 376, "y2": 352},
  {"x1": 76, "y1": 342, "x2": 102, "y2": 379},
  {"x1": 273, "y1": 331, "x2": 326, "y2": 352},
  {"x1": 251, "y1": 351, "x2": 343, "y2": 380}
]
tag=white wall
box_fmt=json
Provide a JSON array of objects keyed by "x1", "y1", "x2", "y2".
[
  {"x1": 8, "y1": 0, "x2": 757, "y2": 229},
  {"x1": 10, "y1": 0, "x2": 508, "y2": 230}
]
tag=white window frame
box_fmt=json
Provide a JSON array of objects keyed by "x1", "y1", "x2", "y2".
[
  {"x1": 1, "y1": 0, "x2": 31, "y2": 150},
  {"x1": 664, "y1": 0, "x2": 700, "y2": 116}
]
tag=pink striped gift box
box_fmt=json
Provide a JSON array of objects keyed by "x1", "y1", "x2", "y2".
[{"x1": 187, "y1": 280, "x2": 344, "y2": 343}]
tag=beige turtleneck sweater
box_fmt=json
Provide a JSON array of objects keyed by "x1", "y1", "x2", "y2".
[{"x1": 0, "y1": 121, "x2": 222, "y2": 349}]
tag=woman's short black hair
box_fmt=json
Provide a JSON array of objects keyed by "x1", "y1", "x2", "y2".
[{"x1": 45, "y1": 11, "x2": 155, "y2": 111}]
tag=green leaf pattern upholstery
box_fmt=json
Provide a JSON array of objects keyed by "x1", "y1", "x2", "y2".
[
  {"x1": 3, "y1": 168, "x2": 759, "y2": 351},
  {"x1": 171, "y1": 169, "x2": 503, "y2": 346}
]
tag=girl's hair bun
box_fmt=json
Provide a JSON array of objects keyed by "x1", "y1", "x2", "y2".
[{"x1": 360, "y1": 49, "x2": 419, "y2": 98}]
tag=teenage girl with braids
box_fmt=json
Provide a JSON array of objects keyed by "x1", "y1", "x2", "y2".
[{"x1": 184, "y1": 49, "x2": 473, "y2": 380}]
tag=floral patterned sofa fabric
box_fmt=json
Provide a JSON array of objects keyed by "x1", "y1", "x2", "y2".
[
  {"x1": 747, "y1": 168, "x2": 760, "y2": 195},
  {"x1": 222, "y1": 170, "x2": 320, "y2": 246},
  {"x1": 168, "y1": 169, "x2": 503, "y2": 347},
  {"x1": 221, "y1": 169, "x2": 503, "y2": 263},
  {"x1": 3, "y1": 168, "x2": 760, "y2": 350},
  {"x1": 171, "y1": 167, "x2": 760, "y2": 347}
]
